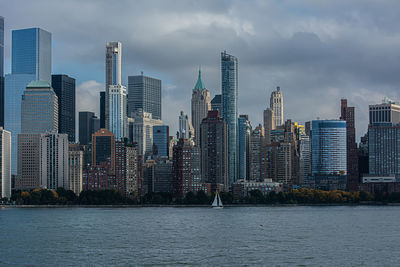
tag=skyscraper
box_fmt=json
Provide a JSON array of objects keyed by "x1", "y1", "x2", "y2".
[
  {"x1": 79, "y1": 112, "x2": 98, "y2": 146},
  {"x1": 39, "y1": 132, "x2": 69, "y2": 190},
  {"x1": 153, "y1": 125, "x2": 169, "y2": 158},
  {"x1": 340, "y1": 99, "x2": 359, "y2": 191},
  {"x1": 52, "y1": 74, "x2": 76, "y2": 142},
  {"x1": 270, "y1": 87, "x2": 283, "y2": 128},
  {"x1": 0, "y1": 127, "x2": 11, "y2": 199},
  {"x1": 178, "y1": 111, "x2": 194, "y2": 139},
  {"x1": 0, "y1": 17, "x2": 4, "y2": 127},
  {"x1": 68, "y1": 143, "x2": 84, "y2": 195},
  {"x1": 312, "y1": 120, "x2": 347, "y2": 175},
  {"x1": 92, "y1": 128, "x2": 115, "y2": 169},
  {"x1": 5, "y1": 27, "x2": 52, "y2": 174},
  {"x1": 17, "y1": 81, "x2": 59, "y2": 190},
  {"x1": 191, "y1": 69, "x2": 211, "y2": 146},
  {"x1": 12, "y1": 28, "x2": 52, "y2": 82},
  {"x1": 211, "y1": 94, "x2": 222, "y2": 112},
  {"x1": 100, "y1": 91, "x2": 106, "y2": 128},
  {"x1": 249, "y1": 125, "x2": 265, "y2": 181},
  {"x1": 238, "y1": 115, "x2": 251, "y2": 180},
  {"x1": 105, "y1": 42, "x2": 122, "y2": 129},
  {"x1": 108, "y1": 84, "x2": 127, "y2": 140},
  {"x1": 21, "y1": 81, "x2": 58, "y2": 133},
  {"x1": 221, "y1": 51, "x2": 238, "y2": 185},
  {"x1": 128, "y1": 74, "x2": 162, "y2": 119},
  {"x1": 263, "y1": 108, "x2": 275, "y2": 145},
  {"x1": 200, "y1": 110, "x2": 228, "y2": 192}
]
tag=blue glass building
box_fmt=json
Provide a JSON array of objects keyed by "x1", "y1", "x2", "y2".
[
  {"x1": 4, "y1": 27, "x2": 52, "y2": 174},
  {"x1": 311, "y1": 120, "x2": 347, "y2": 175},
  {"x1": 221, "y1": 51, "x2": 238, "y2": 185},
  {"x1": 153, "y1": 125, "x2": 169, "y2": 158},
  {"x1": 238, "y1": 115, "x2": 251, "y2": 180}
]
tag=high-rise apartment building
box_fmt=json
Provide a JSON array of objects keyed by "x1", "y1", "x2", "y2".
[
  {"x1": 263, "y1": 108, "x2": 275, "y2": 145},
  {"x1": 172, "y1": 139, "x2": 202, "y2": 198},
  {"x1": 0, "y1": 127, "x2": 11, "y2": 199},
  {"x1": 368, "y1": 100, "x2": 400, "y2": 176},
  {"x1": 270, "y1": 87, "x2": 283, "y2": 128},
  {"x1": 128, "y1": 74, "x2": 161, "y2": 119},
  {"x1": 108, "y1": 84, "x2": 127, "y2": 140},
  {"x1": 16, "y1": 133, "x2": 41, "y2": 189},
  {"x1": 178, "y1": 111, "x2": 194, "y2": 140},
  {"x1": 128, "y1": 109, "x2": 163, "y2": 157},
  {"x1": 265, "y1": 142, "x2": 293, "y2": 184},
  {"x1": 311, "y1": 120, "x2": 347, "y2": 175},
  {"x1": 40, "y1": 133, "x2": 69, "y2": 190},
  {"x1": 299, "y1": 134, "x2": 311, "y2": 185},
  {"x1": 153, "y1": 125, "x2": 169, "y2": 158},
  {"x1": 191, "y1": 69, "x2": 211, "y2": 146},
  {"x1": 0, "y1": 17, "x2": 4, "y2": 127},
  {"x1": 200, "y1": 110, "x2": 228, "y2": 192},
  {"x1": 52, "y1": 74, "x2": 76, "y2": 142},
  {"x1": 221, "y1": 51, "x2": 238, "y2": 185},
  {"x1": 105, "y1": 42, "x2": 122, "y2": 129},
  {"x1": 211, "y1": 94, "x2": 222, "y2": 112},
  {"x1": 249, "y1": 125, "x2": 265, "y2": 181},
  {"x1": 238, "y1": 115, "x2": 251, "y2": 180},
  {"x1": 68, "y1": 143, "x2": 84, "y2": 195},
  {"x1": 340, "y1": 99, "x2": 359, "y2": 191},
  {"x1": 92, "y1": 128, "x2": 115, "y2": 169},
  {"x1": 126, "y1": 144, "x2": 141, "y2": 196},
  {"x1": 79, "y1": 112, "x2": 99, "y2": 146},
  {"x1": 5, "y1": 27, "x2": 52, "y2": 174},
  {"x1": 21, "y1": 81, "x2": 58, "y2": 133}
]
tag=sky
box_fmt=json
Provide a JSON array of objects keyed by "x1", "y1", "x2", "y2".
[{"x1": 2, "y1": 0, "x2": 400, "y2": 140}]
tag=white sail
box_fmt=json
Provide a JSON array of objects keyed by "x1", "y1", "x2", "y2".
[
  {"x1": 217, "y1": 193, "x2": 223, "y2": 207},
  {"x1": 212, "y1": 194, "x2": 218, "y2": 207}
]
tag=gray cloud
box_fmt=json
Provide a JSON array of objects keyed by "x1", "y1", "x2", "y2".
[{"x1": 2, "y1": 0, "x2": 400, "y2": 140}]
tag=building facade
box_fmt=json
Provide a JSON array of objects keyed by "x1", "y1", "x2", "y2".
[
  {"x1": 238, "y1": 115, "x2": 251, "y2": 180},
  {"x1": 40, "y1": 133, "x2": 69, "y2": 190},
  {"x1": 211, "y1": 94, "x2": 222, "y2": 112},
  {"x1": 311, "y1": 120, "x2": 347, "y2": 175},
  {"x1": 0, "y1": 127, "x2": 11, "y2": 199},
  {"x1": 16, "y1": 133, "x2": 41, "y2": 189},
  {"x1": 200, "y1": 110, "x2": 228, "y2": 192},
  {"x1": 178, "y1": 111, "x2": 194, "y2": 140},
  {"x1": 249, "y1": 125, "x2": 265, "y2": 181},
  {"x1": 128, "y1": 74, "x2": 161, "y2": 119},
  {"x1": 100, "y1": 91, "x2": 106, "y2": 129},
  {"x1": 221, "y1": 51, "x2": 238, "y2": 185},
  {"x1": 191, "y1": 69, "x2": 211, "y2": 146},
  {"x1": 152, "y1": 125, "x2": 169, "y2": 158},
  {"x1": 51, "y1": 74, "x2": 76, "y2": 142},
  {"x1": 68, "y1": 144, "x2": 84, "y2": 195},
  {"x1": 79, "y1": 112, "x2": 100, "y2": 146},
  {"x1": 270, "y1": 87, "x2": 283, "y2": 128},
  {"x1": 108, "y1": 84, "x2": 127, "y2": 140},
  {"x1": 126, "y1": 144, "x2": 141, "y2": 196},
  {"x1": 263, "y1": 108, "x2": 274, "y2": 145},
  {"x1": 0, "y1": 17, "x2": 4, "y2": 127}
]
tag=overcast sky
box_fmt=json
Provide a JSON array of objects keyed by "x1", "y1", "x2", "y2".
[{"x1": 2, "y1": 0, "x2": 400, "y2": 140}]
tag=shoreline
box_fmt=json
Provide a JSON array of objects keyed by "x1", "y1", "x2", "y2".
[{"x1": 2, "y1": 202, "x2": 400, "y2": 208}]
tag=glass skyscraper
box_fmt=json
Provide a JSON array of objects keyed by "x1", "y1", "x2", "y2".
[
  {"x1": 108, "y1": 84, "x2": 127, "y2": 140},
  {"x1": 5, "y1": 27, "x2": 52, "y2": 175},
  {"x1": 311, "y1": 120, "x2": 347, "y2": 175},
  {"x1": 221, "y1": 51, "x2": 238, "y2": 185},
  {"x1": 153, "y1": 125, "x2": 169, "y2": 158},
  {"x1": 128, "y1": 74, "x2": 162, "y2": 120},
  {"x1": 52, "y1": 74, "x2": 76, "y2": 142},
  {"x1": 238, "y1": 115, "x2": 251, "y2": 180}
]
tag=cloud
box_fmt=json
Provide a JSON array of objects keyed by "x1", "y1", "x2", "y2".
[{"x1": 3, "y1": 0, "x2": 400, "y2": 140}]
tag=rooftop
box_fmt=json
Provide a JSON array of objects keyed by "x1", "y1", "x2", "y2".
[{"x1": 26, "y1": 80, "x2": 51, "y2": 88}]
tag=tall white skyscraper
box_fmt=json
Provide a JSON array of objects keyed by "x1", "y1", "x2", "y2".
[
  {"x1": 109, "y1": 84, "x2": 127, "y2": 140},
  {"x1": 105, "y1": 41, "x2": 122, "y2": 129},
  {"x1": 191, "y1": 69, "x2": 211, "y2": 146},
  {"x1": 0, "y1": 127, "x2": 11, "y2": 199},
  {"x1": 270, "y1": 87, "x2": 283, "y2": 128}
]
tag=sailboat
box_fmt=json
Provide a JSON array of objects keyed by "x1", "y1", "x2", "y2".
[{"x1": 212, "y1": 192, "x2": 223, "y2": 209}]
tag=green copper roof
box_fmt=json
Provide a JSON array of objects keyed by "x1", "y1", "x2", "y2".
[
  {"x1": 193, "y1": 68, "x2": 206, "y2": 91},
  {"x1": 27, "y1": 80, "x2": 51, "y2": 88}
]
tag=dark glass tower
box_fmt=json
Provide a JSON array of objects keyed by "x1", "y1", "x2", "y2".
[
  {"x1": 128, "y1": 73, "x2": 161, "y2": 119},
  {"x1": 52, "y1": 74, "x2": 76, "y2": 142},
  {"x1": 100, "y1": 91, "x2": 105, "y2": 128},
  {"x1": 79, "y1": 111, "x2": 98, "y2": 146},
  {"x1": 221, "y1": 51, "x2": 238, "y2": 186}
]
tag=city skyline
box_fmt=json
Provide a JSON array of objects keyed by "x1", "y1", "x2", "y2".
[{"x1": 2, "y1": 1, "x2": 400, "y2": 140}]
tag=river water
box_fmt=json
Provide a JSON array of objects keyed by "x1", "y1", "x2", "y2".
[{"x1": 0, "y1": 206, "x2": 399, "y2": 266}]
